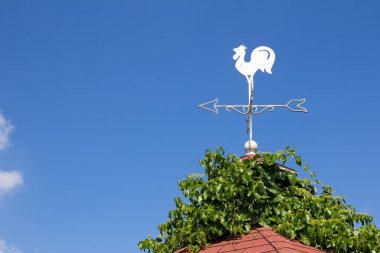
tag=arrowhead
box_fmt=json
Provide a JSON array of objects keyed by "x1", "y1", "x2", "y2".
[{"x1": 198, "y1": 98, "x2": 219, "y2": 114}]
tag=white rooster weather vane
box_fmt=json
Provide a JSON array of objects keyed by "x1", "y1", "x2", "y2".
[{"x1": 198, "y1": 45, "x2": 308, "y2": 155}]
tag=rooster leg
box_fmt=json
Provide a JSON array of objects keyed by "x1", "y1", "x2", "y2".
[
  {"x1": 250, "y1": 76, "x2": 254, "y2": 97},
  {"x1": 245, "y1": 75, "x2": 251, "y2": 85}
]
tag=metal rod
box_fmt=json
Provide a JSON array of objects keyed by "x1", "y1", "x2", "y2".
[
  {"x1": 215, "y1": 104, "x2": 303, "y2": 108},
  {"x1": 248, "y1": 78, "x2": 253, "y2": 141}
]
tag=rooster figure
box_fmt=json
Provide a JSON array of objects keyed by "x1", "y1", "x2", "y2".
[
  {"x1": 232, "y1": 44, "x2": 276, "y2": 141},
  {"x1": 232, "y1": 45, "x2": 275, "y2": 86}
]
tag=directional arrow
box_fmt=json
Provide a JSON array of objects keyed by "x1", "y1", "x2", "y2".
[{"x1": 198, "y1": 98, "x2": 308, "y2": 115}]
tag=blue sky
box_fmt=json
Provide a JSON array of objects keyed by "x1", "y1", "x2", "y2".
[{"x1": 0, "y1": 1, "x2": 380, "y2": 252}]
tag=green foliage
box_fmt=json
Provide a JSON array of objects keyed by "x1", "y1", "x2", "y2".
[{"x1": 138, "y1": 147, "x2": 380, "y2": 253}]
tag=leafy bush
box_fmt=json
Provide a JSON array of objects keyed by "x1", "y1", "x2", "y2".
[{"x1": 138, "y1": 147, "x2": 380, "y2": 252}]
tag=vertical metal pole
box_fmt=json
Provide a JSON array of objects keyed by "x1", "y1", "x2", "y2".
[{"x1": 247, "y1": 78, "x2": 253, "y2": 141}]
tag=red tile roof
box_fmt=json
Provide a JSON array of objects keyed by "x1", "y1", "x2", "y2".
[{"x1": 175, "y1": 227, "x2": 326, "y2": 253}]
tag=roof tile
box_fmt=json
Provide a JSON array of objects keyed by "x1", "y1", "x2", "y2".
[{"x1": 175, "y1": 227, "x2": 326, "y2": 253}]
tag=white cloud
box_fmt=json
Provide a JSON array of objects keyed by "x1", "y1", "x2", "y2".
[
  {"x1": 0, "y1": 171, "x2": 23, "y2": 198},
  {"x1": 0, "y1": 113, "x2": 14, "y2": 150},
  {"x1": 0, "y1": 239, "x2": 22, "y2": 253},
  {"x1": 0, "y1": 115, "x2": 22, "y2": 253}
]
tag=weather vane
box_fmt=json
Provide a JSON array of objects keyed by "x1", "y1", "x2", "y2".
[{"x1": 198, "y1": 44, "x2": 307, "y2": 155}]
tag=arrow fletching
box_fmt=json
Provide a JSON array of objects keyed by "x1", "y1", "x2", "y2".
[{"x1": 286, "y1": 99, "x2": 308, "y2": 113}]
